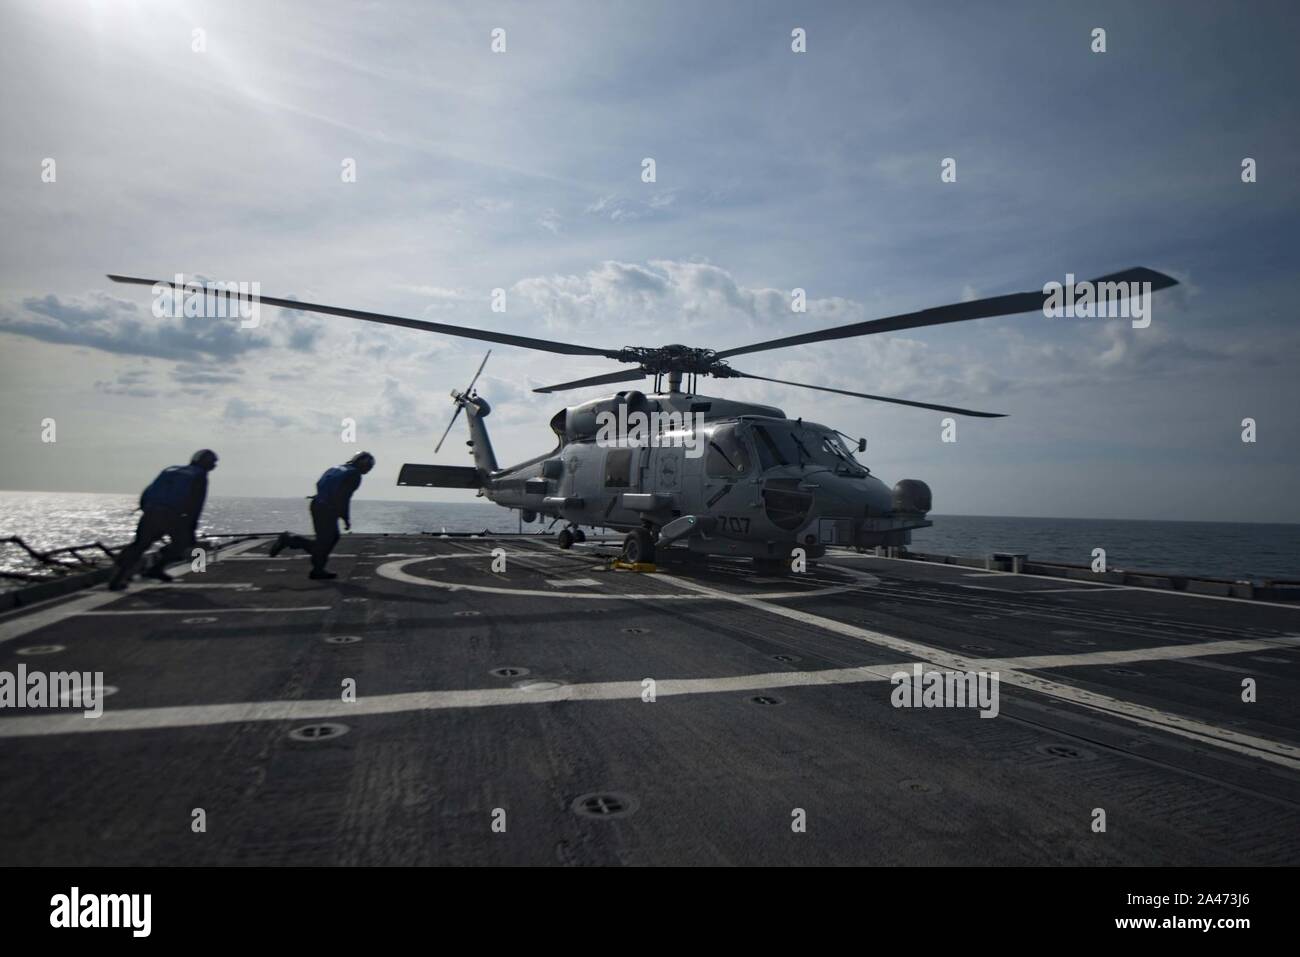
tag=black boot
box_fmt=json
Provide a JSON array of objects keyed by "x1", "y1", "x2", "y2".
[
  {"x1": 142, "y1": 565, "x2": 174, "y2": 582},
  {"x1": 309, "y1": 569, "x2": 338, "y2": 580},
  {"x1": 269, "y1": 532, "x2": 290, "y2": 557}
]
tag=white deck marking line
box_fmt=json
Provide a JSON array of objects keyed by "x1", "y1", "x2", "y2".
[
  {"x1": 994, "y1": 637, "x2": 1299, "y2": 669},
  {"x1": 1, "y1": 591, "x2": 124, "y2": 645},
  {"x1": 79, "y1": 606, "x2": 330, "y2": 616},
  {"x1": 1178, "y1": 659, "x2": 1255, "y2": 675},
  {"x1": 956, "y1": 584, "x2": 1129, "y2": 594},
  {"x1": 841, "y1": 554, "x2": 1300, "y2": 610},
  {"x1": 1024, "y1": 586, "x2": 1135, "y2": 594},
  {"x1": 135, "y1": 583, "x2": 260, "y2": 589},
  {"x1": 664, "y1": 574, "x2": 1300, "y2": 769},
  {"x1": 0, "y1": 537, "x2": 267, "y2": 645},
  {"x1": 1, "y1": 635, "x2": 1297, "y2": 750},
  {"x1": 223, "y1": 554, "x2": 360, "y2": 561},
  {"x1": 212, "y1": 539, "x2": 269, "y2": 557}
]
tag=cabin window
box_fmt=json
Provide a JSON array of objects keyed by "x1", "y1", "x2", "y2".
[
  {"x1": 705, "y1": 426, "x2": 752, "y2": 478},
  {"x1": 604, "y1": 448, "x2": 633, "y2": 488}
]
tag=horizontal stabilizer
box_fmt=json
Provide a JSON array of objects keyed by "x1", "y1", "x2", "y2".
[{"x1": 397, "y1": 464, "x2": 483, "y2": 489}]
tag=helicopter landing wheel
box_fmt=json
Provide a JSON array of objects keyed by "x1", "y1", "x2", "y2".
[
  {"x1": 557, "y1": 528, "x2": 574, "y2": 550},
  {"x1": 572, "y1": 528, "x2": 586, "y2": 543},
  {"x1": 621, "y1": 528, "x2": 656, "y2": 565}
]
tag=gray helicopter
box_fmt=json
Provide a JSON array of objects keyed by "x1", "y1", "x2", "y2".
[{"x1": 109, "y1": 268, "x2": 1176, "y2": 569}]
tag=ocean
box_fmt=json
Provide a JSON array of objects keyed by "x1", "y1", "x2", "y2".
[{"x1": 0, "y1": 490, "x2": 1296, "y2": 582}]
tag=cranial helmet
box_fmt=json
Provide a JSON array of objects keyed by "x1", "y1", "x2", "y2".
[
  {"x1": 348, "y1": 451, "x2": 375, "y2": 474},
  {"x1": 191, "y1": 449, "x2": 219, "y2": 471}
]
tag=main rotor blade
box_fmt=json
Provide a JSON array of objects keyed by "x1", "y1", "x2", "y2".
[
  {"x1": 464, "y1": 349, "x2": 491, "y2": 394},
  {"x1": 434, "y1": 405, "x2": 463, "y2": 455},
  {"x1": 728, "y1": 370, "x2": 1006, "y2": 417},
  {"x1": 532, "y1": 368, "x2": 647, "y2": 394},
  {"x1": 716, "y1": 267, "x2": 1178, "y2": 360},
  {"x1": 106, "y1": 275, "x2": 622, "y2": 359}
]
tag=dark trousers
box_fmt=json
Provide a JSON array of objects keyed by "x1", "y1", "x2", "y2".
[
  {"x1": 284, "y1": 502, "x2": 341, "y2": 572},
  {"x1": 113, "y1": 509, "x2": 194, "y2": 581}
]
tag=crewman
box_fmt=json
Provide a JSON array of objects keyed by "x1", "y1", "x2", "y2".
[
  {"x1": 270, "y1": 451, "x2": 374, "y2": 579},
  {"x1": 108, "y1": 449, "x2": 218, "y2": 590}
]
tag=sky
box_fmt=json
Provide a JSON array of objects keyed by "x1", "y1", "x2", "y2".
[{"x1": 1, "y1": 0, "x2": 1298, "y2": 521}]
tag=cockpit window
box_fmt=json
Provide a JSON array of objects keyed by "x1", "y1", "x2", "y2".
[
  {"x1": 706, "y1": 425, "x2": 752, "y2": 478},
  {"x1": 750, "y1": 422, "x2": 867, "y2": 475},
  {"x1": 822, "y1": 436, "x2": 849, "y2": 463},
  {"x1": 752, "y1": 425, "x2": 788, "y2": 470},
  {"x1": 821, "y1": 432, "x2": 868, "y2": 474},
  {"x1": 751, "y1": 424, "x2": 805, "y2": 467}
]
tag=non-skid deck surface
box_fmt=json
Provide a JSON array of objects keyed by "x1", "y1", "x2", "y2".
[{"x1": 1, "y1": 534, "x2": 1297, "y2": 865}]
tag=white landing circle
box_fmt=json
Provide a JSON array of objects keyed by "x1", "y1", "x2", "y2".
[{"x1": 376, "y1": 552, "x2": 878, "y2": 601}]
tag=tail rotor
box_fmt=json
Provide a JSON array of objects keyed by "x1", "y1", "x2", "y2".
[{"x1": 434, "y1": 350, "x2": 491, "y2": 454}]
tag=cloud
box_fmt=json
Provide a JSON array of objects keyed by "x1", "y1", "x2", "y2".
[
  {"x1": 0, "y1": 290, "x2": 326, "y2": 363},
  {"x1": 584, "y1": 192, "x2": 679, "y2": 223},
  {"x1": 171, "y1": 364, "x2": 244, "y2": 386},
  {"x1": 503, "y1": 259, "x2": 1266, "y2": 414},
  {"x1": 403, "y1": 285, "x2": 468, "y2": 300},
  {"x1": 1, "y1": 292, "x2": 265, "y2": 362},
  {"x1": 222, "y1": 396, "x2": 297, "y2": 429},
  {"x1": 363, "y1": 375, "x2": 444, "y2": 437},
  {"x1": 93, "y1": 368, "x2": 159, "y2": 398},
  {"x1": 536, "y1": 208, "x2": 562, "y2": 234},
  {"x1": 284, "y1": 319, "x2": 323, "y2": 352},
  {"x1": 504, "y1": 259, "x2": 1010, "y2": 406},
  {"x1": 514, "y1": 260, "x2": 671, "y2": 329},
  {"x1": 992, "y1": 317, "x2": 1275, "y2": 392},
  {"x1": 511, "y1": 259, "x2": 861, "y2": 341},
  {"x1": 402, "y1": 286, "x2": 473, "y2": 317}
]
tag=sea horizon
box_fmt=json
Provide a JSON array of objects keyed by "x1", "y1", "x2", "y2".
[
  {"x1": 2, "y1": 488, "x2": 1296, "y2": 528},
  {"x1": 1, "y1": 489, "x2": 1296, "y2": 583}
]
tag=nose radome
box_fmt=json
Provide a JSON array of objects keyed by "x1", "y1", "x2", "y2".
[{"x1": 892, "y1": 479, "x2": 932, "y2": 514}]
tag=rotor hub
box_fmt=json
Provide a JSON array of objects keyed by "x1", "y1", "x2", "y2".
[{"x1": 617, "y1": 345, "x2": 731, "y2": 377}]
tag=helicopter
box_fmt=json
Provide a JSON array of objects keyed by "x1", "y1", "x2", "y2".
[{"x1": 108, "y1": 267, "x2": 1176, "y2": 570}]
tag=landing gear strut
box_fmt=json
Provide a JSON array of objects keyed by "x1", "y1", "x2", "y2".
[
  {"x1": 556, "y1": 526, "x2": 586, "y2": 550},
  {"x1": 621, "y1": 528, "x2": 656, "y2": 564}
]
